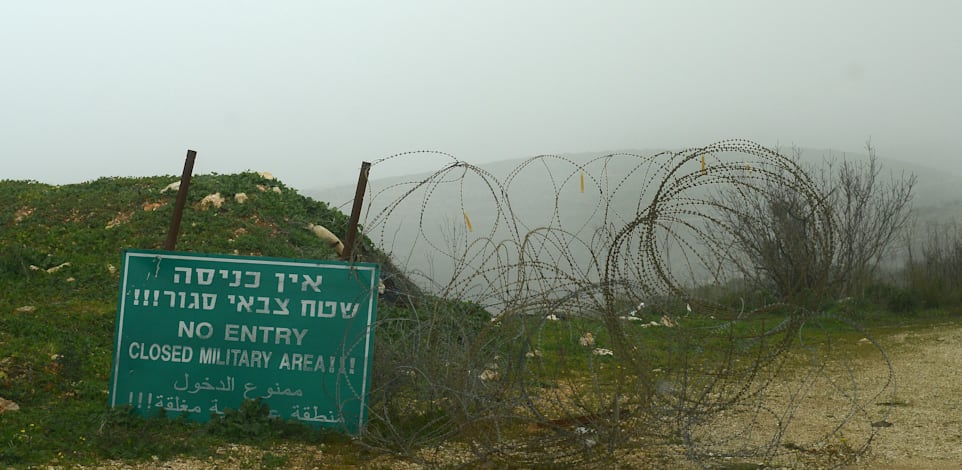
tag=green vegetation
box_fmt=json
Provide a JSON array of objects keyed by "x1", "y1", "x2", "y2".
[
  {"x1": 0, "y1": 174, "x2": 365, "y2": 466},
  {"x1": 0, "y1": 173, "x2": 959, "y2": 467}
]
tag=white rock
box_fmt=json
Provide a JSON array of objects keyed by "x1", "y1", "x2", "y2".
[
  {"x1": 307, "y1": 224, "x2": 345, "y2": 256},
  {"x1": 479, "y1": 369, "x2": 499, "y2": 381},
  {"x1": 45, "y1": 262, "x2": 70, "y2": 273},
  {"x1": 0, "y1": 397, "x2": 20, "y2": 413},
  {"x1": 200, "y1": 193, "x2": 225, "y2": 209}
]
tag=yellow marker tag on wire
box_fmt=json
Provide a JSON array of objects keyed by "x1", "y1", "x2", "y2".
[
  {"x1": 580, "y1": 171, "x2": 585, "y2": 193},
  {"x1": 463, "y1": 212, "x2": 474, "y2": 232},
  {"x1": 701, "y1": 155, "x2": 707, "y2": 175}
]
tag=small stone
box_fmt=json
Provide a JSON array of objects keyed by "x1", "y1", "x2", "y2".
[
  {"x1": 479, "y1": 369, "x2": 499, "y2": 381},
  {"x1": 0, "y1": 397, "x2": 20, "y2": 413},
  {"x1": 142, "y1": 201, "x2": 165, "y2": 211},
  {"x1": 200, "y1": 193, "x2": 225, "y2": 209},
  {"x1": 45, "y1": 262, "x2": 70, "y2": 273}
]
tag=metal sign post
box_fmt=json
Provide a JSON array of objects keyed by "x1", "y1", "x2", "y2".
[
  {"x1": 164, "y1": 150, "x2": 197, "y2": 250},
  {"x1": 341, "y1": 161, "x2": 371, "y2": 262}
]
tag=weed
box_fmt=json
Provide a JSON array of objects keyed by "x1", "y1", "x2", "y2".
[{"x1": 260, "y1": 452, "x2": 290, "y2": 468}]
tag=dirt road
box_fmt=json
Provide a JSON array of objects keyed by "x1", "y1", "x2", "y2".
[{"x1": 850, "y1": 321, "x2": 962, "y2": 468}]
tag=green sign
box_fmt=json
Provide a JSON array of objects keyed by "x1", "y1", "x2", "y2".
[{"x1": 109, "y1": 249, "x2": 380, "y2": 434}]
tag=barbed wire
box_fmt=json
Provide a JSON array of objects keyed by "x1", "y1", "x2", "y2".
[{"x1": 355, "y1": 140, "x2": 895, "y2": 467}]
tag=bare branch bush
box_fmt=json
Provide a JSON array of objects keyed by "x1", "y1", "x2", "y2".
[
  {"x1": 709, "y1": 155, "x2": 834, "y2": 305},
  {"x1": 903, "y1": 221, "x2": 962, "y2": 309},
  {"x1": 712, "y1": 143, "x2": 916, "y2": 303},
  {"x1": 823, "y1": 142, "x2": 916, "y2": 297}
]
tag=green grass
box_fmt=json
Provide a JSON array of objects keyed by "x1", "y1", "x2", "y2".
[
  {"x1": 0, "y1": 174, "x2": 368, "y2": 467},
  {"x1": 0, "y1": 297, "x2": 345, "y2": 465}
]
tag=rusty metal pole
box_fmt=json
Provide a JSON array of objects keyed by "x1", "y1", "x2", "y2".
[
  {"x1": 164, "y1": 150, "x2": 197, "y2": 251},
  {"x1": 341, "y1": 161, "x2": 371, "y2": 262}
]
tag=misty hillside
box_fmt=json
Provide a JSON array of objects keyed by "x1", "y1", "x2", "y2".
[
  {"x1": 306, "y1": 147, "x2": 962, "y2": 254},
  {"x1": 302, "y1": 147, "x2": 962, "y2": 296},
  {"x1": 308, "y1": 147, "x2": 962, "y2": 213}
]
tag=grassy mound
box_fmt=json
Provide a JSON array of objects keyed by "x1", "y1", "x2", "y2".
[
  {"x1": 0, "y1": 173, "x2": 368, "y2": 465},
  {"x1": 0, "y1": 173, "x2": 357, "y2": 299}
]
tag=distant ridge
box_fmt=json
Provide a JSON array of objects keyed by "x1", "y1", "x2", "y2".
[{"x1": 305, "y1": 147, "x2": 962, "y2": 211}]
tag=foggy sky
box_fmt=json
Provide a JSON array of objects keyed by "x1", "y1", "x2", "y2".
[{"x1": 2, "y1": 1, "x2": 960, "y2": 190}]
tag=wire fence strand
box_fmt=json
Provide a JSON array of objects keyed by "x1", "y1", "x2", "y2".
[{"x1": 354, "y1": 140, "x2": 895, "y2": 467}]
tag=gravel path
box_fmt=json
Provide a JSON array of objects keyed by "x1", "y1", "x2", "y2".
[{"x1": 850, "y1": 321, "x2": 962, "y2": 468}]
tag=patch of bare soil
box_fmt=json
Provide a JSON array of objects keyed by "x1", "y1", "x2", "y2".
[
  {"x1": 668, "y1": 321, "x2": 962, "y2": 469},
  {"x1": 847, "y1": 322, "x2": 962, "y2": 469},
  {"x1": 696, "y1": 320, "x2": 962, "y2": 469}
]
